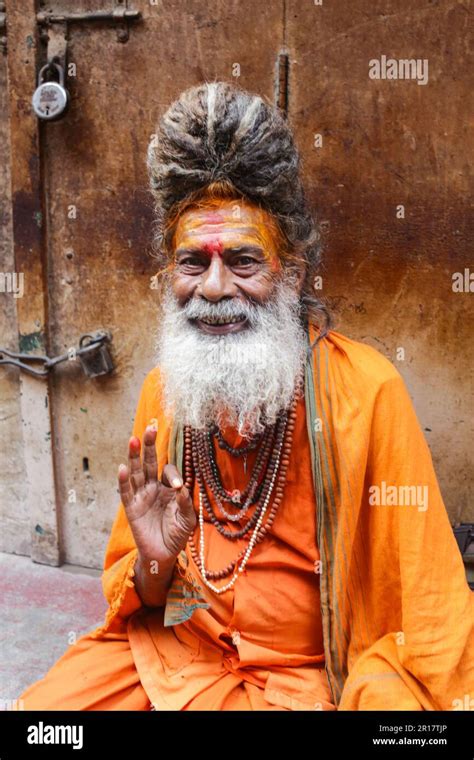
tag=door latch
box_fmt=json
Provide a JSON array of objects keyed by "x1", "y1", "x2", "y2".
[
  {"x1": 0, "y1": 331, "x2": 115, "y2": 379},
  {"x1": 33, "y1": 1, "x2": 141, "y2": 121},
  {"x1": 36, "y1": 0, "x2": 141, "y2": 44}
]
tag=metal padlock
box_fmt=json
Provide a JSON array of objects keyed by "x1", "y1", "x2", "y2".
[
  {"x1": 78, "y1": 333, "x2": 115, "y2": 378},
  {"x1": 32, "y1": 62, "x2": 69, "y2": 121}
]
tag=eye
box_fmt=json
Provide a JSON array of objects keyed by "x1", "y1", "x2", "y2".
[
  {"x1": 178, "y1": 256, "x2": 205, "y2": 268},
  {"x1": 233, "y1": 256, "x2": 257, "y2": 266}
]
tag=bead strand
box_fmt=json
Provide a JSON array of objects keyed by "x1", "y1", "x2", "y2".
[{"x1": 185, "y1": 389, "x2": 299, "y2": 589}]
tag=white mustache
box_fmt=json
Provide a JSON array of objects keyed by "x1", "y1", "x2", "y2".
[
  {"x1": 154, "y1": 279, "x2": 307, "y2": 437},
  {"x1": 183, "y1": 297, "x2": 259, "y2": 325}
]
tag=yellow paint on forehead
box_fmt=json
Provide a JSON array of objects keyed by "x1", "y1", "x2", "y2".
[{"x1": 171, "y1": 198, "x2": 285, "y2": 269}]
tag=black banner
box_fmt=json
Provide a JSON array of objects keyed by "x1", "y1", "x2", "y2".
[{"x1": 0, "y1": 710, "x2": 471, "y2": 757}]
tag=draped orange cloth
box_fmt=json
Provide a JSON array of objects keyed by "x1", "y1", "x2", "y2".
[
  {"x1": 127, "y1": 391, "x2": 335, "y2": 711},
  {"x1": 16, "y1": 326, "x2": 474, "y2": 710},
  {"x1": 17, "y1": 359, "x2": 335, "y2": 710}
]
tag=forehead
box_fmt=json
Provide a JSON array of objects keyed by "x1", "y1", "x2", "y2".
[{"x1": 172, "y1": 199, "x2": 280, "y2": 250}]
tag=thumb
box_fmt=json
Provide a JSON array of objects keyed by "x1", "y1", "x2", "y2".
[{"x1": 174, "y1": 483, "x2": 195, "y2": 524}]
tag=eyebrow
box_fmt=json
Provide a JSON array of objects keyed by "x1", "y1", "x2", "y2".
[{"x1": 174, "y1": 245, "x2": 264, "y2": 257}]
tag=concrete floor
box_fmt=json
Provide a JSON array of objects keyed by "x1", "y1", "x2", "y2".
[
  {"x1": 2, "y1": 549, "x2": 471, "y2": 710},
  {"x1": 0, "y1": 552, "x2": 107, "y2": 705}
]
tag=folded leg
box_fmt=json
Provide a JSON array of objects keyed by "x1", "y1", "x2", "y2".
[
  {"x1": 15, "y1": 632, "x2": 151, "y2": 711},
  {"x1": 338, "y1": 633, "x2": 429, "y2": 711}
]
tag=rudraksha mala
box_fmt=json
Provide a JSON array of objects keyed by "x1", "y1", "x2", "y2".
[{"x1": 182, "y1": 386, "x2": 300, "y2": 595}]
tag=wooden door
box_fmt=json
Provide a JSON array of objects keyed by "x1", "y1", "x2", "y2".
[
  {"x1": 286, "y1": 1, "x2": 473, "y2": 523},
  {"x1": 1, "y1": 0, "x2": 285, "y2": 568},
  {"x1": 1, "y1": 0, "x2": 471, "y2": 570}
]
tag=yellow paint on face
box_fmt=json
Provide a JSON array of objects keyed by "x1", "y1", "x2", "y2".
[{"x1": 171, "y1": 198, "x2": 284, "y2": 273}]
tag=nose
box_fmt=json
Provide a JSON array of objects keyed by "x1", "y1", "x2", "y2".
[{"x1": 198, "y1": 256, "x2": 237, "y2": 302}]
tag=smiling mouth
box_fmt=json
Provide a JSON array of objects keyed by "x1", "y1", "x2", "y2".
[
  {"x1": 199, "y1": 315, "x2": 246, "y2": 325},
  {"x1": 192, "y1": 316, "x2": 248, "y2": 334}
]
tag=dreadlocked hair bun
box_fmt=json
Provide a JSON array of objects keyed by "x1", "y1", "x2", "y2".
[{"x1": 146, "y1": 80, "x2": 330, "y2": 339}]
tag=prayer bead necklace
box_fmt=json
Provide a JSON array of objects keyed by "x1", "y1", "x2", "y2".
[
  {"x1": 204, "y1": 422, "x2": 276, "y2": 521},
  {"x1": 182, "y1": 384, "x2": 300, "y2": 594},
  {"x1": 213, "y1": 425, "x2": 262, "y2": 474},
  {"x1": 212, "y1": 424, "x2": 262, "y2": 456},
  {"x1": 193, "y1": 416, "x2": 283, "y2": 540}
]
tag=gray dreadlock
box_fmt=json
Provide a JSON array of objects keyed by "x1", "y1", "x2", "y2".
[{"x1": 146, "y1": 80, "x2": 331, "y2": 340}]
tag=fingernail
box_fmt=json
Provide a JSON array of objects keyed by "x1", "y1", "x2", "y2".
[{"x1": 171, "y1": 477, "x2": 183, "y2": 488}]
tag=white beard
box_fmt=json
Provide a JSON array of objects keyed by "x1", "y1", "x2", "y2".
[{"x1": 153, "y1": 278, "x2": 308, "y2": 438}]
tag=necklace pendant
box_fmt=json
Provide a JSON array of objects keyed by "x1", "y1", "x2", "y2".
[
  {"x1": 230, "y1": 488, "x2": 241, "y2": 506},
  {"x1": 243, "y1": 455, "x2": 247, "y2": 475}
]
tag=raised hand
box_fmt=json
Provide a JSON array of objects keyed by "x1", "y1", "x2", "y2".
[{"x1": 117, "y1": 425, "x2": 196, "y2": 569}]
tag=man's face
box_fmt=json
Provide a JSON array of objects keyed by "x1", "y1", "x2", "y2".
[
  {"x1": 156, "y1": 196, "x2": 308, "y2": 435},
  {"x1": 170, "y1": 199, "x2": 284, "y2": 336}
]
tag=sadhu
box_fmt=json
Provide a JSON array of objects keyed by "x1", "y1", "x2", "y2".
[{"x1": 16, "y1": 81, "x2": 474, "y2": 711}]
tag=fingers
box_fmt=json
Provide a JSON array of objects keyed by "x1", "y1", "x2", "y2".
[
  {"x1": 128, "y1": 436, "x2": 145, "y2": 493},
  {"x1": 142, "y1": 426, "x2": 158, "y2": 483},
  {"x1": 161, "y1": 464, "x2": 184, "y2": 489},
  {"x1": 118, "y1": 464, "x2": 133, "y2": 509},
  {"x1": 119, "y1": 428, "x2": 159, "y2": 505}
]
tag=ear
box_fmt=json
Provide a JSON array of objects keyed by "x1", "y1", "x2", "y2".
[
  {"x1": 282, "y1": 262, "x2": 306, "y2": 293},
  {"x1": 294, "y1": 262, "x2": 306, "y2": 292}
]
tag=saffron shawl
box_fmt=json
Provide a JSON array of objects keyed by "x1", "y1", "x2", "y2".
[{"x1": 91, "y1": 324, "x2": 474, "y2": 710}]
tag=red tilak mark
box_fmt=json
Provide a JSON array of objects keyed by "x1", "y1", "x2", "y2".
[{"x1": 201, "y1": 238, "x2": 224, "y2": 257}]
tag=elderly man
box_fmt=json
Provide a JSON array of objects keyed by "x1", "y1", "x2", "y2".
[{"x1": 17, "y1": 81, "x2": 473, "y2": 711}]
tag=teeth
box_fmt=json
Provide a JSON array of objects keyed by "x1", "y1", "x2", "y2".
[{"x1": 200, "y1": 316, "x2": 246, "y2": 325}]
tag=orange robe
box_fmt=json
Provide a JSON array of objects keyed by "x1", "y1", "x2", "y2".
[
  {"x1": 17, "y1": 382, "x2": 334, "y2": 710},
  {"x1": 126, "y1": 390, "x2": 334, "y2": 711},
  {"x1": 16, "y1": 325, "x2": 474, "y2": 710}
]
